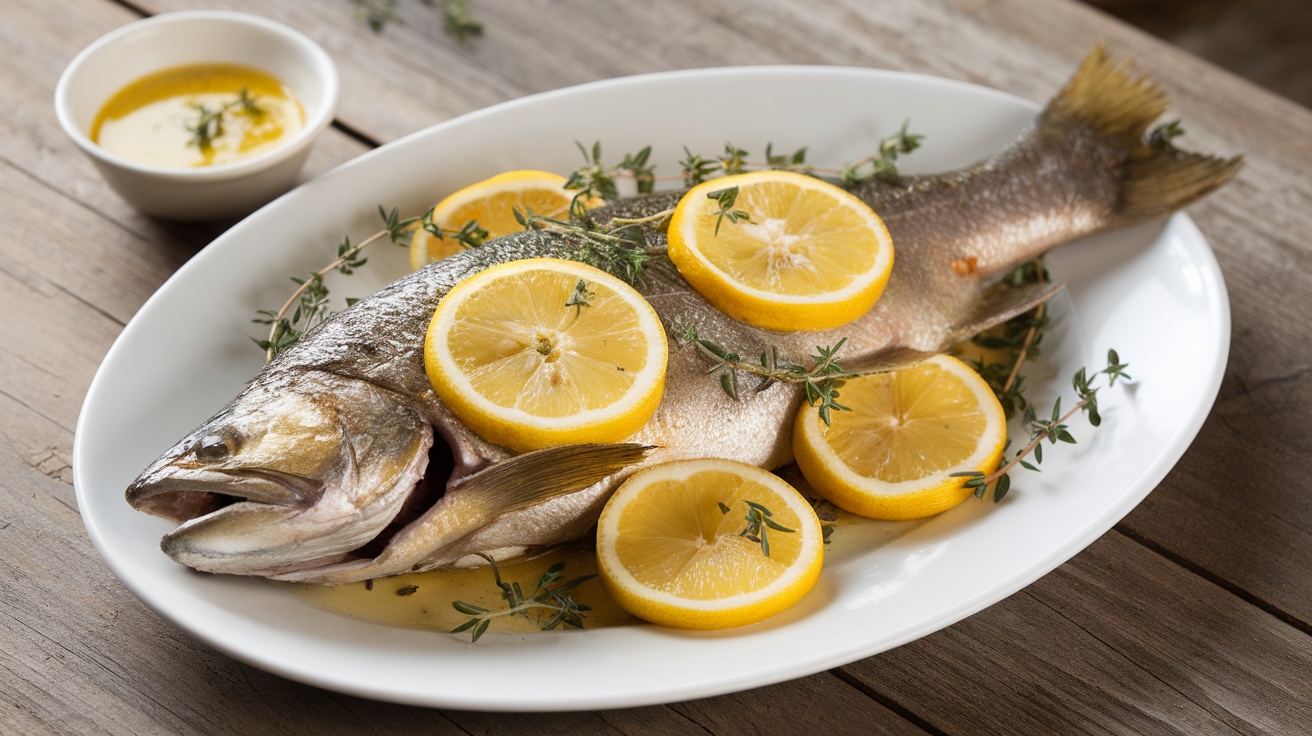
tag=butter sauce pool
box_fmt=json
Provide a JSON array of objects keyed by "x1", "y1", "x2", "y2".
[
  {"x1": 91, "y1": 63, "x2": 304, "y2": 168},
  {"x1": 285, "y1": 548, "x2": 635, "y2": 635}
]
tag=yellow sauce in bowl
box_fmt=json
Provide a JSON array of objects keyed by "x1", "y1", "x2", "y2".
[{"x1": 91, "y1": 63, "x2": 305, "y2": 168}]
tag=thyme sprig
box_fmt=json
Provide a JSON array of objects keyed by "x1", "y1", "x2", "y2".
[
  {"x1": 719, "y1": 500, "x2": 795, "y2": 556},
  {"x1": 253, "y1": 205, "x2": 417, "y2": 363},
  {"x1": 673, "y1": 323, "x2": 854, "y2": 425},
  {"x1": 420, "y1": 208, "x2": 488, "y2": 250},
  {"x1": 353, "y1": 0, "x2": 481, "y2": 41},
  {"x1": 442, "y1": 0, "x2": 483, "y2": 41},
  {"x1": 513, "y1": 206, "x2": 652, "y2": 285},
  {"x1": 563, "y1": 142, "x2": 656, "y2": 219},
  {"x1": 571, "y1": 129, "x2": 916, "y2": 192},
  {"x1": 841, "y1": 120, "x2": 924, "y2": 185},
  {"x1": 185, "y1": 87, "x2": 264, "y2": 150},
  {"x1": 953, "y1": 350, "x2": 1132, "y2": 502},
  {"x1": 450, "y1": 554, "x2": 596, "y2": 643},
  {"x1": 962, "y1": 259, "x2": 1051, "y2": 418}
]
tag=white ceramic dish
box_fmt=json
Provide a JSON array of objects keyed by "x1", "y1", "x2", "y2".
[
  {"x1": 55, "y1": 10, "x2": 338, "y2": 221},
  {"x1": 73, "y1": 66, "x2": 1229, "y2": 711}
]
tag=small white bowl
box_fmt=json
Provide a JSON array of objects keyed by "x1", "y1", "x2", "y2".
[{"x1": 55, "y1": 11, "x2": 339, "y2": 221}]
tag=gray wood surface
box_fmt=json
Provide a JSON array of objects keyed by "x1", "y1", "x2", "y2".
[{"x1": 3, "y1": 0, "x2": 1310, "y2": 733}]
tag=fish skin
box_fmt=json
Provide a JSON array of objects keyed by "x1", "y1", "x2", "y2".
[{"x1": 126, "y1": 46, "x2": 1240, "y2": 583}]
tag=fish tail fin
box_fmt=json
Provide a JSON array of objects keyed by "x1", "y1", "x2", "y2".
[{"x1": 1045, "y1": 43, "x2": 1243, "y2": 222}]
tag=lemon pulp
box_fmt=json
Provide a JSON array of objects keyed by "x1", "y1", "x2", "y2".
[
  {"x1": 410, "y1": 170, "x2": 580, "y2": 269},
  {"x1": 597, "y1": 459, "x2": 823, "y2": 630},
  {"x1": 794, "y1": 354, "x2": 1007, "y2": 520},
  {"x1": 667, "y1": 170, "x2": 894, "y2": 331},
  {"x1": 424, "y1": 258, "x2": 666, "y2": 452}
]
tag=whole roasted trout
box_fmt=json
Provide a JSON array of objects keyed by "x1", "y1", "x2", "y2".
[{"x1": 126, "y1": 47, "x2": 1239, "y2": 584}]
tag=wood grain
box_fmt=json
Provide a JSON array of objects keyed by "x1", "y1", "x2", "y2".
[
  {"x1": 841, "y1": 531, "x2": 1312, "y2": 734},
  {"x1": 3, "y1": 0, "x2": 1310, "y2": 732}
]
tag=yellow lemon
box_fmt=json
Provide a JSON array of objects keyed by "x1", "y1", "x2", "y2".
[
  {"x1": 424, "y1": 258, "x2": 666, "y2": 452},
  {"x1": 793, "y1": 354, "x2": 1007, "y2": 520},
  {"x1": 596, "y1": 458, "x2": 824, "y2": 630},
  {"x1": 410, "y1": 170, "x2": 580, "y2": 270},
  {"x1": 666, "y1": 170, "x2": 894, "y2": 331}
]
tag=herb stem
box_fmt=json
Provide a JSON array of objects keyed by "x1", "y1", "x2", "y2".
[
  {"x1": 1002, "y1": 302, "x2": 1045, "y2": 395},
  {"x1": 982, "y1": 394, "x2": 1087, "y2": 485},
  {"x1": 261, "y1": 228, "x2": 389, "y2": 363},
  {"x1": 607, "y1": 208, "x2": 675, "y2": 228}
]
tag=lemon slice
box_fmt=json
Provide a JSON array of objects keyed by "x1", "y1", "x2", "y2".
[
  {"x1": 410, "y1": 170, "x2": 579, "y2": 270},
  {"x1": 424, "y1": 258, "x2": 666, "y2": 452},
  {"x1": 596, "y1": 458, "x2": 824, "y2": 630},
  {"x1": 793, "y1": 354, "x2": 1007, "y2": 520},
  {"x1": 666, "y1": 170, "x2": 894, "y2": 331}
]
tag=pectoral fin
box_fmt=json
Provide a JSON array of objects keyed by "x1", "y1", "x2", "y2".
[
  {"x1": 941, "y1": 280, "x2": 1065, "y2": 347},
  {"x1": 841, "y1": 281, "x2": 1064, "y2": 375}
]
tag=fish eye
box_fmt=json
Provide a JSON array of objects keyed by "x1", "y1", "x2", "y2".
[{"x1": 194, "y1": 429, "x2": 240, "y2": 461}]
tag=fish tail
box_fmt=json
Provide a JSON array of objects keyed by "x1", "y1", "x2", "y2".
[{"x1": 1045, "y1": 43, "x2": 1243, "y2": 222}]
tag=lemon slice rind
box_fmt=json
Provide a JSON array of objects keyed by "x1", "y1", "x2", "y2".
[
  {"x1": 793, "y1": 354, "x2": 1007, "y2": 519},
  {"x1": 410, "y1": 170, "x2": 579, "y2": 270},
  {"x1": 597, "y1": 458, "x2": 824, "y2": 629},
  {"x1": 667, "y1": 170, "x2": 894, "y2": 331},
  {"x1": 424, "y1": 258, "x2": 666, "y2": 452}
]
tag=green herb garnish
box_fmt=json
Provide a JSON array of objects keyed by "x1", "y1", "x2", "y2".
[
  {"x1": 184, "y1": 87, "x2": 265, "y2": 151},
  {"x1": 673, "y1": 324, "x2": 853, "y2": 426},
  {"x1": 450, "y1": 554, "x2": 596, "y2": 643}
]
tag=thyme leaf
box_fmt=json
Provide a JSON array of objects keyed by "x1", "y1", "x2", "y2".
[
  {"x1": 735, "y1": 500, "x2": 795, "y2": 557},
  {"x1": 450, "y1": 554, "x2": 596, "y2": 643},
  {"x1": 1148, "y1": 120, "x2": 1185, "y2": 153},
  {"x1": 565, "y1": 279, "x2": 594, "y2": 316},
  {"x1": 673, "y1": 323, "x2": 854, "y2": 425},
  {"x1": 706, "y1": 186, "x2": 751, "y2": 235},
  {"x1": 679, "y1": 146, "x2": 720, "y2": 187}
]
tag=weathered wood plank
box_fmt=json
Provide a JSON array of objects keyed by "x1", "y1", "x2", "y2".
[
  {"x1": 842, "y1": 530, "x2": 1312, "y2": 735},
  {"x1": 2, "y1": 0, "x2": 372, "y2": 250}
]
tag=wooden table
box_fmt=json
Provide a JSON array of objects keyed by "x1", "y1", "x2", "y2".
[{"x1": 4, "y1": 0, "x2": 1310, "y2": 732}]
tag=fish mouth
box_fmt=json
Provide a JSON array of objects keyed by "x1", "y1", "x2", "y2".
[
  {"x1": 126, "y1": 465, "x2": 322, "y2": 524},
  {"x1": 130, "y1": 428, "x2": 458, "y2": 575}
]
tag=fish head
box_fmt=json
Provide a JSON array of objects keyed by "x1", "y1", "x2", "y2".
[{"x1": 126, "y1": 370, "x2": 431, "y2": 577}]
